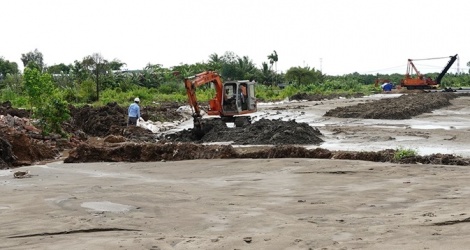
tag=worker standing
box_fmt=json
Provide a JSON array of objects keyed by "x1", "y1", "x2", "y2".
[
  {"x1": 381, "y1": 82, "x2": 393, "y2": 92},
  {"x1": 128, "y1": 97, "x2": 141, "y2": 126}
]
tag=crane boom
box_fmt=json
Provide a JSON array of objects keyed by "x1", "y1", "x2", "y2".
[{"x1": 435, "y1": 54, "x2": 458, "y2": 85}]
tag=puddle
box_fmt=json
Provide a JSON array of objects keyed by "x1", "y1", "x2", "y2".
[{"x1": 81, "y1": 201, "x2": 134, "y2": 212}]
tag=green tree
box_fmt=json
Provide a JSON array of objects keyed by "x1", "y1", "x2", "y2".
[
  {"x1": 70, "y1": 60, "x2": 89, "y2": 84},
  {"x1": 23, "y1": 67, "x2": 70, "y2": 135},
  {"x1": 21, "y1": 49, "x2": 44, "y2": 72},
  {"x1": 208, "y1": 53, "x2": 222, "y2": 72},
  {"x1": 46, "y1": 63, "x2": 71, "y2": 74},
  {"x1": 82, "y1": 53, "x2": 109, "y2": 101},
  {"x1": 219, "y1": 51, "x2": 259, "y2": 80},
  {"x1": 285, "y1": 66, "x2": 323, "y2": 85},
  {"x1": 267, "y1": 50, "x2": 278, "y2": 72},
  {"x1": 108, "y1": 59, "x2": 126, "y2": 71},
  {"x1": 0, "y1": 57, "x2": 19, "y2": 80}
]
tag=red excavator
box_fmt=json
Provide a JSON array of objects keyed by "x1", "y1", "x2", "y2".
[
  {"x1": 401, "y1": 54, "x2": 458, "y2": 89},
  {"x1": 184, "y1": 71, "x2": 257, "y2": 131}
]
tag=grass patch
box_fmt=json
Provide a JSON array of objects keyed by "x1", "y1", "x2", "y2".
[{"x1": 394, "y1": 147, "x2": 418, "y2": 161}]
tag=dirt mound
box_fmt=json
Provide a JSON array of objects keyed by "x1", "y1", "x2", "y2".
[
  {"x1": 0, "y1": 136, "x2": 16, "y2": 168},
  {"x1": 398, "y1": 153, "x2": 470, "y2": 165},
  {"x1": 141, "y1": 102, "x2": 185, "y2": 122},
  {"x1": 65, "y1": 142, "x2": 237, "y2": 163},
  {"x1": 0, "y1": 101, "x2": 30, "y2": 118},
  {"x1": 324, "y1": 92, "x2": 458, "y2": 119},
  {"x1": 164, "y1": 118, "x2": 324, "y2": 145},
  {"x1": 64, "y1": 143, "x2": 470, "y2": 166},
  {"x1": 290, "y1": 92, "x2": 364, "y2": 101},
  {"x1": 69, "y1": 102, "x2": 186, "y2": 137},
  {"x1": 69, "y1": 102, "x2": 127, "y2": 137},
  {"x1": 0, "y1": 126, "x2": 59, "y2": 167}
]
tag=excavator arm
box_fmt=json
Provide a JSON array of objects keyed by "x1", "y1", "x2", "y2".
[{"x1": 184, "y1": 71, "x2": 224, "y2": 129}]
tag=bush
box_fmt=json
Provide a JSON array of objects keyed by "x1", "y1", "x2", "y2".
[{"x1": 393, "y1": 147, "x2": 418, "y2": 161}]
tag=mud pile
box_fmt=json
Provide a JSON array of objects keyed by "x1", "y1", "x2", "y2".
[
  {"x1": 0, "y1": 101, "x2": 30, "y2": 118},
  {"x1": 0, "y1": 109, "x2": 82, "y2": 168},
  {"x1": 324, "y1": 92, "x2": 458, "y2": 119},
  {"x1": 69, "y1": 102, "x2": 186, "y2": 137},
  {"x1": 64, "y1": 143, "x2": 470, "y2": 166},
  {"x1": 69, "y1": 102, "x2": 127, "y2": 137},
  {"x1": 65, "y1": 142, "x2": 237, "y2": 163},
  {"x1": 290, "y1": 92, "x2": 364, "y2": 101},
  {"x1": 0, "y1": 124, "x2": 60, "y2": 168},
  {"x1": 141, "y1": 102, "x2": 185, "y2": 122},
  {"x1": 164, "y1": 118, "x2": 324, "y2": 145},
  {"x1": 0, "y1": 136, "x2": 15, "y2": 168}
]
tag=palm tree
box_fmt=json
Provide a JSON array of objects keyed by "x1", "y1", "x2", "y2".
[
  {"x1": 208, "y1": 53, "x2": 222, "y2": 72},
  {"x1": 267, "y1": 50, "x2": 278, "y2": 72}
]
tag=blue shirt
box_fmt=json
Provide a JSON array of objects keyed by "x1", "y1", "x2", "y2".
[
  {"x1": 382, "y1": 83, "x2": 393, "y2": 92},
  {"x1": 128, "y1": 103, "x2": 140, "y2": 118}
]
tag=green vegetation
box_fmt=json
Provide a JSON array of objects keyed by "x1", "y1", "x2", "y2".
[
  {"x1": 393, "y1": 147, "x2": 418, "y2": 161},
  {"x1": 23, "y1": 67, "x2": 70, "y2": 136}
]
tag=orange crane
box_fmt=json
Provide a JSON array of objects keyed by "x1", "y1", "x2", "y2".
[
  {"x1": 184, "y1": 71, "x2": 257, "y2": 130},
  {"x1": 401, "y1": 54, "x2": 458, "y2": 89}
]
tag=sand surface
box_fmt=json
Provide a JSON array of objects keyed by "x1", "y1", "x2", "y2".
[{"x1": 3, "y1": 94, "x2": 470, "y2": 249}]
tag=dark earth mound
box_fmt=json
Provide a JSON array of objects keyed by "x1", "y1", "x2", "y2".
[
  {"x1": 69, "y1": 102, "x2": 185, "y2": 137},
  {"x1": 0, "y1": 101, "x2": 30, "y2": 118},
  {"x1": 65, "y1": 142, "x2": 237, "y2": 163},
  {"x1": 0, "y1": 126, "x2": 59, "y2": 168},
  {"x1": 0, "y1": 136, "x2": 16, "y2": 168},
  {"x1": 64, "y1": 143, "x2": 470, "y2": 166},
  {"x1": 324, "y1": 92, "x2": 459, "y2": 119},
  {"x1": 290, "y1": 92, "x2": 364, "y2": 101},
  {"x1": 164, "y1": 118, "x2": 324, "y2": 145},
  {"x1": 69, "y1": 102, "x2": 128, "y2": 137}
]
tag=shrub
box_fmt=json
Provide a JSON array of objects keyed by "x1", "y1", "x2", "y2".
[{"x1": 393, "y1": 147, "x2": 418, "y2": 161}]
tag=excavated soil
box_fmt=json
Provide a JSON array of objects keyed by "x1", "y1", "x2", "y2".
[
  {"x1": 2, "y1": 92, "x2": 470, "y2": 168},
  {"x1": 68, "y1": 102, "x2": 184, "y2": 137},
  {"x1": 290, "y1": 92, "x2": 364, "y2": 101},
  {"x1": 324, "y1": 92, "x2": 459, "y2": 119},
  {"x1": 0, "y1": 101, "x2": 30, "y2": 118},
  {"x1": 163, "y1": 118, "x2": 324, "y2": 145},
  {"x1": 63, "y1": 142, "x2": 470, "y2": 166}
]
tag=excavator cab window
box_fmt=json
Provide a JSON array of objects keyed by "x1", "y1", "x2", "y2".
[{"x1": 222, "y1": 83, "x2": 237, "y2": 112}]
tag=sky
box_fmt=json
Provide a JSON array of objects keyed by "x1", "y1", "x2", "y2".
[{"x1": 1, "y1": 0, "x2": 469, "y2": 75}]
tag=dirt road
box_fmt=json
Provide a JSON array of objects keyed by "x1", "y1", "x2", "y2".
[{"x1": 2, "y1": 159, "x2": 470, "y2": 250}]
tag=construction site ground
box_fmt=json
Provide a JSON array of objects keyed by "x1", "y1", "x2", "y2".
[{"x1": 3, "y1": 91, "x2": 470, "y2": 249}]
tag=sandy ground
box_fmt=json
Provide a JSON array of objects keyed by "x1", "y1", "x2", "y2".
[
  {"x1": 3, "y1": 93, "x2": 470, "y2": 249},
  {"x1": 3, "y1": 159, "x2": 470, "y2": 250}
]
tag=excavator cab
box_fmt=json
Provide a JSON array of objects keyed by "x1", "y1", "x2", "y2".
[
  {"x1": 220, "y1": 81, "x2": 257, "y2": 126},
  {"x1": 222, "y1": 80, "x2": 256, "y2": 114}
]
